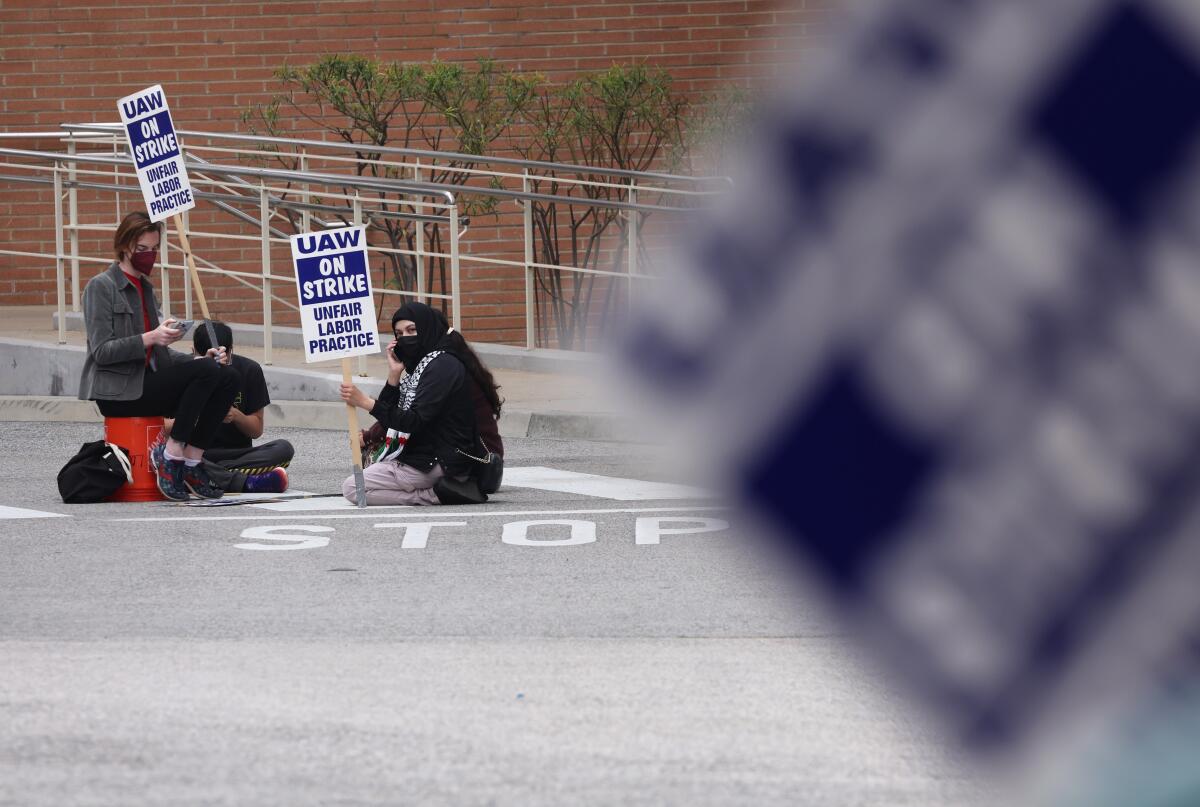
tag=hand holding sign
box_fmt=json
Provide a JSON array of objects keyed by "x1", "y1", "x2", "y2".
[{"x1": 339, "y1": 382, "x2": 374, "y2": 411}]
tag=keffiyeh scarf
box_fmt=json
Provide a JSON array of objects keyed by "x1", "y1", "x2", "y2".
[{"x1": 370, "y1": 350, "x2": 444, "y2": 464}]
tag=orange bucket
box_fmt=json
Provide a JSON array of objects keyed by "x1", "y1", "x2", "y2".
[{"x1": 104, "y1": 416, "x2": 166, "y2": 502}]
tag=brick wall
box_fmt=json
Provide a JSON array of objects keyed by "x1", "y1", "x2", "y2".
[{"x1": 0, "y1": 0, "x2": 837, "y2": 346}]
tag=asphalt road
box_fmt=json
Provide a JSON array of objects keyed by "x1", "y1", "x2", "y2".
[{"x1": 0, "y1": 422, "x2": 986, "y2": 806}]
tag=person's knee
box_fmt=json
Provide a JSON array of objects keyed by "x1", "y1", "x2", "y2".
[
  {"x1": 341, "y1": 474, "x2": 357, "y2": 502},
  {"x1": 274, "y1": 440, "x2": 296, "y2": 464}
]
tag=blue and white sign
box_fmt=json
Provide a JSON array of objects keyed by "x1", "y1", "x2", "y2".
[
  {"x1": 117, "y1": 84, "x2": 195, "y2": 223},
  {"x1": 620, "y1": 0, "x2": 1200, "y2": 782},
  {"x1": 290, "y1": 226, "x2": 378, "y2": 363}
]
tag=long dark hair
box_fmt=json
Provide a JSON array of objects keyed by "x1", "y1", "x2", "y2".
[
  {"x1": 444, "y1": 330, "x2": 503, "y2": 417},
  {"x1": 393, "y1": 302, "x2": 504, "y2": 418}
]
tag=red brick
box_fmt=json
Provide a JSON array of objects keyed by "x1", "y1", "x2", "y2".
[{"x1": 0, "y1": 0, "x2": 823, "y2": 342}]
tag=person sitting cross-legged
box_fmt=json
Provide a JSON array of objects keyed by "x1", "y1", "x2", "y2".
[
  {"x1": 340, "y1": 302, "x2": 502, "y2": 506},
  {"x1": 163, "y1": 321, "x2": 294, "y2": 494}
]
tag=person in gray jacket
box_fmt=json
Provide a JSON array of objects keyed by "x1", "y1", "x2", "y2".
[{"x1": 79, "y1": 210, "x2": 238, "y2": 501}]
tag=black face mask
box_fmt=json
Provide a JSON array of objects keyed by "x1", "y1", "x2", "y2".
[{"x1": 394, "y1": 335, "x2": 422, "y2": 368}]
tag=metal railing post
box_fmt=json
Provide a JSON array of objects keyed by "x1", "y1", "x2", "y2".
[
  {"x1": 414, "y1": 160, "x2": 425, "y2": 303},
  {"x1": 260, "y1": 183, "x2": 273, "y2": 366},
  {"x1": 449, "y1": 203, "x2": 462, "y2": 331},
  {"x1": 182, "y1": 208, "x2": 193, "y2": 320},
  {"x1": 160, "y1": 213, "x2": 171, "y2": 315},
  {"x1": 155, "y1": 137, "x2": 170, "y2": 316},
  {"x1": 298, "y1": 150, "x2": 310, "y2": 366},
  {"x1": 67, "y1": 139, "x2": 80, "y2": 312},
  {"x1": 523, "y1": 170, "x2": 534, "y2": 350},
  {"x1": 627, "y1": 180, "x2": 638, "y2": 312},
  {"x1": 111, "y1": 135, "x2": 121, "y2": 223},
  {"x1": 159, "y1": 217, "x2": 171, "y2": 314},
  {"x1": 300, "y1": 149, "x2": 310, "y2": 233},
  {"x1": 54, "y1": 164, "x2": 66, "y2": 344},
  {"x1": 353, "y1": 193, "x2": 367, "y2": 376}
]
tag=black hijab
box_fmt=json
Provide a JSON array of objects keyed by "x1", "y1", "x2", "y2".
[
  {"x1": 391, "y1": 302, "x2": 452, "y2": 369},
  {"x1": 393, "y1": 302, "x2": 503, "y2": 419}
]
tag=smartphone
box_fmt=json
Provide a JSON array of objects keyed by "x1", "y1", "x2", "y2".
[{"x1": 169, "y1": 319, "x2": 194, "y2": 334}]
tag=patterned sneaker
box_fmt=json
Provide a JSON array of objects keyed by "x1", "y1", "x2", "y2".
[
  {"x1": 149, "y1": 441, "x2": 190, "y2": 501},
  {"x1": 182, "y1": 463, "x2": 225, "y2": 499},
  {"x1": 243, "y1": 467, "x2": 288, "y2": 494}
]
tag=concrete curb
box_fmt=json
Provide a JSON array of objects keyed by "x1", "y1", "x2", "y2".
[
  {"x1": 1, "y1": 335, "x2": 631, "y2": 441},
  {"x1": 1, "y1": 335, "x2": 383, "y2": 403},
  {"x1": 0, "y1": 395, "x2": 631, "y2": 441},
  {"x1": 0, "y1": 396, "x2": 103, "y2": 423}
]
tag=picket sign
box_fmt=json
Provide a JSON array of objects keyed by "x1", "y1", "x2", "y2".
[
  {"x1": 289, "y1": 225, "x2": 379, "y2": 508},
  {"x1": 116, "y1": 84, "x2": 216, "y2": 348}
]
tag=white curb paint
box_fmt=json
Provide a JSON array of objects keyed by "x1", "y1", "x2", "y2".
[
  {"x1": 502, "y1": 466, "x2": 712, "y2": 501},
  {"x1": 0, "y1": 505, "x2": 69, "y2": 520}
]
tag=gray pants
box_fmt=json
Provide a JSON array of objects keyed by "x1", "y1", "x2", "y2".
[
  {"x1": 342, "y1": 461, "x2": 442, "y2": 506},
  {"x1": 202, "y1": 439, "x2": 295, "y2": 492}
]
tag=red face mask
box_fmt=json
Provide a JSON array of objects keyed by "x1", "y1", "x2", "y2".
[{"x1": 129, "y1": 249, "x2": 157, "y2": 275}]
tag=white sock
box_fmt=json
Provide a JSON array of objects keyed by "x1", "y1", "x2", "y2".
[
  {"x1": 164, "y1": 447, "x2": 186, "y2": 462},
  {"x1": 183, "y1": 458, "x2": 201, "y2": 467}
]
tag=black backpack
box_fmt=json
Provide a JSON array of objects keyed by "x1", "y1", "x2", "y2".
[{"x1": 57, "y1": 440, "x2": 133, "y2": 503}]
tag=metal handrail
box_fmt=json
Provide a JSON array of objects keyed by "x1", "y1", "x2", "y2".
[
  {"x1": 0, "y1": 131, "x2": 113, "y2": 139},
  {"x1": 0, "y1": 145, "x2": 456, "y2": 204},
  {"x1": 184, "y1": 153, "x2": 454, "y2": 228},
  {"x1": 60, "y1": 121, "x2": 730, "y2": 186},
  {"x1": 0, "y1": 150, "x2": 463, "y2": 359},
  {"x1": 0, "y1": 171, "x2": 452, "y2": 227},
  {"x1": 12, "y1": 139, "x2": 703, "y2": 214},
  {"x1": 186, "y1": 151, "x2": 327, "y2": 238},
  {"x1": 3, "y1": 124, "x2": 725, "y2": 353}
]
